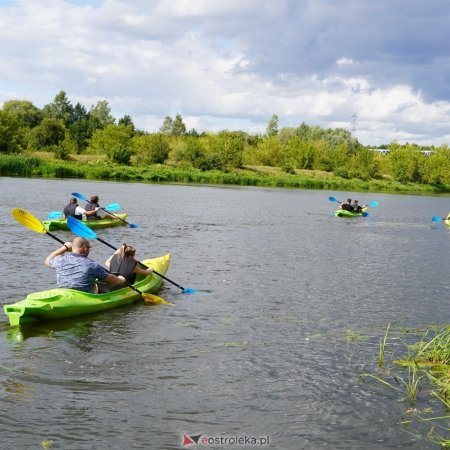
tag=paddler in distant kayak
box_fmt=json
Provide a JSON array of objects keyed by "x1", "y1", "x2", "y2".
[
  {"x1": 63, "y1": 196, "x2": 100, "y2": 220},
  {"x1": 338, "y1": 198, "x2": 353, "y2": 211},
  {"x1": 84, "y1": 195, "x2": 116, "y2": 221},
  {"x1": 45, "y1": 236, "x2": 126, "y2": 293}
]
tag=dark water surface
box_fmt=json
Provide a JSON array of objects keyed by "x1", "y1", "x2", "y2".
[{"x1": 0, "y1": 177, "x2": 449, "y2": 449}]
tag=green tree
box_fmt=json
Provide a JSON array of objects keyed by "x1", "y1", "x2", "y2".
[
  {"x1": 172, "y1": 114, "x2": 186, "y2": 136},
  {"x1": 68, "y1": 103, "x2": 91, "y2": 153},
  {"x1": 160, "y1": 116, "x2": 173, "y2": 134},
  {"x1": 133, "y1": 133, "x2": 169, "y2": 164},
  {"x1": 42, "y1": 91, "x2": 74, "y2": 126},
  {"x1": 386, "y1": 147, "x2": 422, "y2": 183},
  {"x1": 421, "y1": 151, "x2": 450, "y2": 184},
  {"x1": 28, "y1": 118, "x2": 66, "y2": 150},
  {"x1": 251, "y1": 135, "x2": 284, "y2": 167},
  {"x1": 266, "y1": 114, "x2": 279, "y2": 137},
  {"x1": 0, "y1": 110, "x2": 26, "y2": 153},
  {"x1": 89, "y1": 100, "x2": 115, "y2": 128},
  {"x1": 87, "y1": 124, "x2": 133, "y2": 163},
  {"x1": 118, "y1": 114, "x2": 135, "y2": 134},
  {"x1": 2, "y1": 100, "x2": 42, "y2": 128}
]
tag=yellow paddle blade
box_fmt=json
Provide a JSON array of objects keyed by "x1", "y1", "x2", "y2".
[
  {"x1": 142, "y1": 293, "x2": 172, "y2": 305},
  {"x1": 12, "y1": 208, "x2": 47, "y2": 234}
]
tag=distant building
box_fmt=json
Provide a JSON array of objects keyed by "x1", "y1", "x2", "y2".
[
  {"x1": 421, "y1": 150, "x2": 435, "y2": 156},
  {"x1": 369, "y1": 148, "x2": 390, "y2": 155}
]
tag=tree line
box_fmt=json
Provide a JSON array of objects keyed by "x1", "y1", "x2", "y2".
[{"x1": 0, "y1": 91, "x2": 449, "y2": 186}]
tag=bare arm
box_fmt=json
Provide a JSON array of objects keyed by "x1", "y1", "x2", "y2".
[
  {"x1": 84, "y1": 207, "x2": 100, "y2": 216},
  {"x1": 45, "y1": 241, "x2": 72, "y2": 267},
  {"x1": 134, "y1": 265, "x2": 154, "y2": 276},
  {"x1": 104, "y1": 248, "x2": 121, "y2": 269},
  {"x1": 104, "y1": 273, "x2": 126, "y2": 286}
]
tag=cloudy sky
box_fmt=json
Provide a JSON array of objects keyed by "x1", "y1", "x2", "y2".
[{"x1": 1, "y1": 0, "x2": 450, "y2": 146}]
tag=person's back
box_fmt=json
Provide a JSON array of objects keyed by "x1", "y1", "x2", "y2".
[
  {"x1": 45, "y1": 237, "x2": 125, "y2": 293},
  {"x1": 85, "y1": 195, "x2": 101, "y2": 221},
  {"x1": 105, "y1": 244, "x2": 154, "y2": 287},
  {"x1": 109, "y1": 251, "x2": 137, "y2": 283},
  {"x1": 353, "y1": 200, "x2": 362, "y2": 213},
  {"x1": 341, "y1": 198, "x2": 353, "y2": 211},
  {"x1": 63, "y1": 197, "x2": 82, "y2": 219}
]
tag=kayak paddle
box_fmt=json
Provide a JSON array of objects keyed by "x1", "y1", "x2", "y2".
[
  {"x1": 47, "y1": 203, "x2": 121, "y2": 219},
  {"x1": 12, "y1": 208, "x2": 166, "y2": 305},
  {"x1": 71, "y1": 192, "x2": 138, "y2": 228},
  {"x1": 67, "y1": 216, "x2": 198, "y2": 294},
  {"x1": 13, "y1": 208, "x2": 68, "y2": 246},
  {"x1": 328, "y1": 196, "x2": 379, "y2": 207},
  {"x1": 432, "y1": 216, "x2": 450, "y2": 222},
  {"x1": 48, "y1": 211, "x2": 64, "y2": 219}
]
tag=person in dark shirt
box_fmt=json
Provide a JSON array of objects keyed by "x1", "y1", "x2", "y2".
[
  {"x1": 63, "y1": 197, "x2": 100, "y2": 220},
  {"x1": 105, "y1": 243, "x2": 154, "y2": 284}
]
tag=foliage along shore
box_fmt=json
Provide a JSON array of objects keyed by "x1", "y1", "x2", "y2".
[
  {"x1": 1, "y1": 90, "x2": 450, "y2": 194},
  {"x1": 1, "y1": 152, "x2": 449, "y2": 195}
]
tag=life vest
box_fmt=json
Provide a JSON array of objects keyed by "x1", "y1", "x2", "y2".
[
  {"x1": 85, "y1": 201, "x2": 100, "y2": 221},
  {"x1": 109, "y1": 254, "x2": 137, "y2": 284},
  {"x1": 63, "y1": 202, "x2": 82, "y2": 220}
]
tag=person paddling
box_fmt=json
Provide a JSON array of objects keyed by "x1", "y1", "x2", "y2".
[
  {"x1": 105, "y1": 243, "x2": 154, "y2": 285},
  {"x1": 63, "y1": 197, "x2": 100, "y2": 220},
  {"x1": 84, "y1": 195, "x2": 116, "y2": 221},
  {"x1": 339, "y1": 198, "x2": 353, "y2": 211},
  {"x1": 45, "y1": 237, "x2": 126, "y2": 293}
]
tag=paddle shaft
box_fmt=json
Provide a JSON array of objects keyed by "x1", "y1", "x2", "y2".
[
  {"x1": 95, "y1": 237, "x2": 186, "y2": 292},
  {"x1": 101, "y1": 207, "x2": 133, "y2": 226}
]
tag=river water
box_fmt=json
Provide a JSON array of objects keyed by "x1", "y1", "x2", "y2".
[{"x1": 0, "y1": 177, "x2": 449, "y2": 449}]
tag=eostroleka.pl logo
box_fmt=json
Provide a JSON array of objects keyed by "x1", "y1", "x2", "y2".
[{"x1": 182, "y1": 434, "x2": 270, "y2": 446}]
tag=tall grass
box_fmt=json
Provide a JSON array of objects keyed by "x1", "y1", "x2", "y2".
[{"x1": 362, "y1": 325, "x2": 450, "y2": 446}]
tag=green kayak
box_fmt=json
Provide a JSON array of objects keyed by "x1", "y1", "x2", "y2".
[
  {"x1": 43, "y1": 214, "x2": 128, "y2": 231},
  {"x1": 4, "y1": 253, "x2": 170, "y2": 326},
  {"x1": 334, "y1": 207, "x2": 368, "y2": 218}
]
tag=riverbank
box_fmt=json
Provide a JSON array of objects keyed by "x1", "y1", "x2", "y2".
[{"x1": 1, "y1": 153, "x2": 449, "y2": 195}]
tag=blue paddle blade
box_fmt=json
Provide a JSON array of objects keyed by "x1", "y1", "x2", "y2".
[
  {"x1": 362, "y1": 212, "x2": 369, "y2": 217},
  {"x1": 67, "y1": 216, "x2": 98, "y2": 239},
  {"x1": 103, "y1": 203, "x2": 121, "y2": 212},
  {"x1": 182, "y1": 288, "x2": 199, "y2": 294},
  {"x1": 71, "y1": 191, "x2": 88, "y2": 202},
  {"x1": 47, "y1": 211, "x2": 63, "y2": 219},
  {"x1": 432, "y1": 216, "x2": 444, "y2": 222},
  {"x1": 328, "y1": 196, "x2": 339, "y2": 203},
  {"x1": 368, "y1": 201, "x2": 379, "y2": 207}
]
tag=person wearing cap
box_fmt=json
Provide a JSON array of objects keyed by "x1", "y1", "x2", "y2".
[{"x1": 63, "y1": 197, "x2": 100, "y2": 220}]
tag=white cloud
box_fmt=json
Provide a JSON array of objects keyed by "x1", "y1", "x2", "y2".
[{"x1": 1, "y1": 0, "x2": 450, "y2": 146}]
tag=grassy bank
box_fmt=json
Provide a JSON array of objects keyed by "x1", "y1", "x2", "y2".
[
  {"x1": 1, "y1": 153, "x2": 449, "y2": 195},
  {"x1": 362, "y1": 325, "x2": 450, "y2": 447}
]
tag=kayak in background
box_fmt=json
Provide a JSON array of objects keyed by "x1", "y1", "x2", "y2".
[
  {"x1": 334, "y1": 207, "x2": 368, "y2": 218},
  {"x1": 43, "y1": 213, "x2": 129, "y2": 231}
]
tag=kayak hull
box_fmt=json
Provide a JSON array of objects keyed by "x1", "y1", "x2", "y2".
[
  {"x1": 334, "y1": 207, "x2": 368, "y2": 218},
  {"x1": 43, "y1": 214, "x2": 128, "y2": 231},
  {"x1": 3, "y1": 253, "x2": 170, "y2": 326}
]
